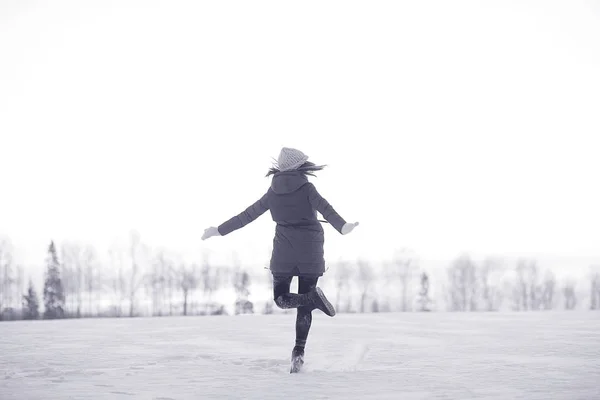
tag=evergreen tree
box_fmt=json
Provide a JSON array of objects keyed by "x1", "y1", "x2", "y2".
[
  {"x1": 43, "y1": 241, "x2": 65, "y2": 319},
  {"x1": 22, "y1": 279, "x2": 40, "y2": 320}
]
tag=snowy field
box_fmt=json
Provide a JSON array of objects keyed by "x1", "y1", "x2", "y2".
[{"x1": 2, "y1": 312, "x2": 600, "y2": 400}]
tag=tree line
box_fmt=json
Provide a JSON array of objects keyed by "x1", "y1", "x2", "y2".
[
  {"x1": 325, "y1": 251, "x2": 600, "y2": 314},
  {"x1": 0, "y1": 233, "x2": 254, "y2": 321},
  {"x1": 1, "y1": 235, "x2": 599, "y2": 321}
]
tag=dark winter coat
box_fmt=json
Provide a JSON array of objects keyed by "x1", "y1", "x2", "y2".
[{"x1": 217, "y1": 170, "x2": 347, "y2": 277}]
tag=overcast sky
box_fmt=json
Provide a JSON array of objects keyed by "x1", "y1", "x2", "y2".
[{"x1": 1, "y1": 0, "x2": 599, "y2": 276}]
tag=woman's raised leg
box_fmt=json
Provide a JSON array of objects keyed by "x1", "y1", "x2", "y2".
[
  {"x1": 273, "y1": 275, "x2": 313, "y2": 309},
  {"x1": 272, "y1": 274, "x2": 335, "y2": 316}
]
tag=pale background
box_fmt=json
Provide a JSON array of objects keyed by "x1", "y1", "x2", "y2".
[{"x1": 1, "y1": 0, "x2": 599, "y2": 282}]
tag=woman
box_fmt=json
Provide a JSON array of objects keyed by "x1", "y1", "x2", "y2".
[{"x1": 201, "y1": 147, "x2": 359, "y2": 373}]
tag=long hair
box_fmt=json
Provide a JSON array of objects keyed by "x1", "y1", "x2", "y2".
[{"x1": 265, "y1": 160, "x2": 327, "y2": 177}]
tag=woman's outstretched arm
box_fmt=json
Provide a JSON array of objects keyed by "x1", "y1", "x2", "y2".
[
  {"x1": 206, "y1": 192, "x2": 269, "y2": 238},
  {"x1": 307, "y1": 183, "x2": 358, "y2": 235}
]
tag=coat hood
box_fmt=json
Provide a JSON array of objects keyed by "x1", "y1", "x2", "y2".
[{"x1": 270, "y1": 171, "x2": 309, "y2": 194}]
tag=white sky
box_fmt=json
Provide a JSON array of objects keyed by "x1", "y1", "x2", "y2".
[{"x1": 1, "y1": 0, "x2": 599, "y2": 276}]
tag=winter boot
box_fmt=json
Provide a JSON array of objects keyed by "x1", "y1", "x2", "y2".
[
  {"x1": 290, "y1": 346, "x2": 305, "y2": 373},
  {"x1": 310, "y1": 287, "x2": 336, "y2": 317}
]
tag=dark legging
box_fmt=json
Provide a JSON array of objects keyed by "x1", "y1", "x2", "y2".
[{"x1": 272, "y1": 275, "x2": 318, "y2": 348}]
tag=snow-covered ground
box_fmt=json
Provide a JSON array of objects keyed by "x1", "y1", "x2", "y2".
[{"x1": 1, "y1": 312, "x2": 599, "y2": 399}]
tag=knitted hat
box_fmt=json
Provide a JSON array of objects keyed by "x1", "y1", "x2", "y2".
[{"x1": 277, "y1": 147, "x2": 309, "y2": 171}]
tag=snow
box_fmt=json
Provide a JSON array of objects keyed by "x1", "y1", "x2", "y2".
[{"x1": 1, "y1": 312, "x2": 599, "y2": 399}]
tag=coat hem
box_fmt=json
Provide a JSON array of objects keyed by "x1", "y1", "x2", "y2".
[{"x1": 271, "y1": 272, "x2": 324, "y2": 278}]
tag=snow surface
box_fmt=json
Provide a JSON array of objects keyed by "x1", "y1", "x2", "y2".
[{"x1": 2, "y1": 312, "x2": 599, "y2": 399}]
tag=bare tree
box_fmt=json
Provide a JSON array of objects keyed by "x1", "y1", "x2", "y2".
[
  {"x1": 393, "y1": 250, "x2": 417, "y2": 312},
  {"x1": 262, "y1": 301, "x2": 274, "y2": 315},
  {"x1": 590, "y1": 266, "x2": 600, "y2": 310},
  {"x1": 0, "y1": 239, "x2": 25, "y2": 320},
  {"x1": 200, "y1": 253, "x2": 222, "y2": 314},
  {"x1": 108, "y1": 245, "x2": 129, "y2": 317},
  {"x1": 563, "y1": 280, "x2": 577, "y2": 310},
  {"x1": 417, "y1": 272, "x2": 432, "y2": 311},
  {"x1": 14, "y1": 265, "x2": 24, "y2": 311},
  {"x1": 0, "y1": 237, "x2": 15, "y2": 312},
  {"x1": 178, "y1": 262, "x2": 198, "y2": 316},
  {"x1": 540, "y1": 269, "x2": 556, "y2": 310},
  {"x1": 61, "y1": 243, "x2": 84, "y2": 317},
  {"x1": 165, "y1": 259, "x2": 176, "y2": 316},
  {"x1": 146, "y1": 249, "x2": 171, "y2": 316},
  {"x1": 334, "y1": 259, "x2": 353, "y2": 312},
  {"x1": 151, "y1": 249, "x2": 179, "y2": 316},
  {"x1": 512, "y1": 259, "x2": 542, "y2": 311},
  {"x1": 528, "y1": 262, "x2": 541, "y2": 310},
  {"x1": 357, "y1": 259, "x2": 375, "y2": 313},
  {"x1": 510, "y1": 260, "x2": 556, "y2": 311},
  {"x1": 511, "y1": 262, "x2": 525, "y2": 311},
  {"x1": 127, "y1": 231, "x2": 146, "y2": 317},
  {"x1": 82, "y1": 245, "x2": 101, "y2": 316},
  {"x1": 447, "y1": 254, "x2": 478, "y2": 311},
  {"x1": 480, "y1": 257, "x2": 504, "y2": 311},
  {"x1": 233, "y1": 267, "x2": 253, "y2": 315},
  {"x1": 60, "y1": 245, "x2": 74, "y2": 315}
]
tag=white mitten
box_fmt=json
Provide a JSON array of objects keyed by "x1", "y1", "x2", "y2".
[
  {"x1": 341, "y1": 222, "x2": 359, "y2": 235},
  {"x1": 201, "y1": 226, "x2": 221, "y2": 240}
]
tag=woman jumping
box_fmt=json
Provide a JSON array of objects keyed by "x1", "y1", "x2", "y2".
[{"x1": 201, "y1": 147, "x2": 359, "y2": 373}]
